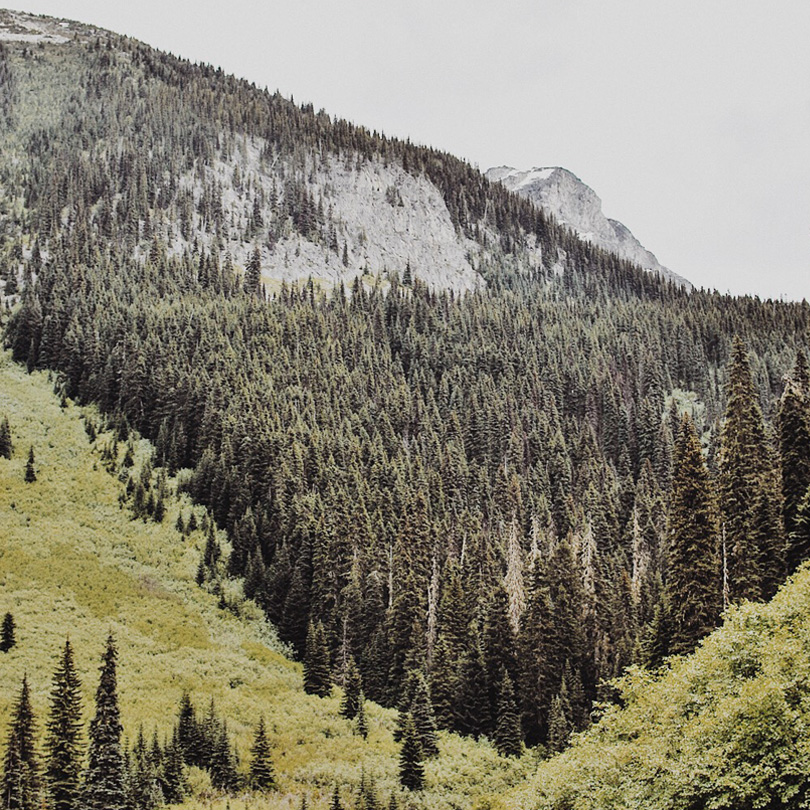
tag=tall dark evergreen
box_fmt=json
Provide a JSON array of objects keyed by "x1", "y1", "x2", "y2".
[
  {"x1": 45, "y1": 639, "x2": 83, "y2": 810},
  {"x1": 83, "y1": 635, "x2": 127, "y2": 810},
  {"x1": 340, "y1": 656, "x2": 363, "y2": 720},
  {"x1": 1, "y1": 676, "x2": 39, "y2": 810},
  {"x1": 409, "y1": 673, "x2": 439, "y2": 758},
  {"x1": 303, "y1": 621, "x2": 332, "y2": 697},
  {"x1": 0, "y1": 416, "x2": 12, "y2": 460},
  {"x1": 398, "y1": 715, "x2": 425, "y2": 792},
  {"x1": 0, "y1": 613, "x2": 15, "y2": 653},
  {"x1": 249, "y1": 717, "x2": 275, "y2": 791},
  {"x1": 493, "y1": 670, "x2": 522, "y2": 758},
  {"x1": 666, "y1": 415, "x2": 721, "y2": 656},
  {"x1": 23, "y1": 447, "x2": 35, "y2": 483},
  {"x1": 780, "y1": 351, "x2": 810, "y2": 573},
  {"x1": 717, "y1": 338, "x2": 783, "y2": 602}
]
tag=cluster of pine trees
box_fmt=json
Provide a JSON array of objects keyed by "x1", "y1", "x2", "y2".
[
  {"x1": 0, "y1": 636, "x2": 281, "y2": 809},
  {"x1": 2, "y1": 29, "x2": 810, "y2": 761}
]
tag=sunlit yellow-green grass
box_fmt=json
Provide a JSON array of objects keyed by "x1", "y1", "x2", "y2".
[{"x1": 0, "y1": 351, "x2": 534, "y2": 809}]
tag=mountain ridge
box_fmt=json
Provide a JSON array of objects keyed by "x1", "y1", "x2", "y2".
[{"x1": 486, "y1": 165, "x2": 692, "y2": 288}]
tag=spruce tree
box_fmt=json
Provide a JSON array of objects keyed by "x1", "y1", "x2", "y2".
[
  {"x1": 23, "y1": 447, "x2": 35, "y2": 483},
  {"x1": 780, "y1": 351, "x2": 810, "y2": 572},
  {"x1": 158, "y1": 730, "x2": 186, "y2": 805},
  {"x1": 717, "y1": 338, "x2": 782, "y2": 602},
  {"x1": 45, "y1": 639, "x2": 83, "y2": 810},
  {"x1": 303, "y1": 621, "x2": 331, "y2": 697},
  {"x1": 398, "y1": 715, "x2": 425, "y2": 792},
  {"x1": 493, "y1": 670, "x2": 522, "y2": 757},
  {"x1": 0, "y1": 613, "x2": 15, "y2": 652},
  {"x1": 546, "y1": 689, "x2": 572, "y2": 754},
  {"x1": 0, "y1": 416, "x2": 12, "y2": 460},
  {"x1": 409, "y1": 673, "x2": 439, "y2": 758},
  {"x1": 340, "y1": 655, "x2": 362, "y2": 720},
  {"x1": 209, "y1": 721, "x2": 239, "y2": 793},
  {"x1": 666, "y1": 415, "x2": 721, "y2": 656},
  {"x1": 249, "y1": 717, "x2": 275, "y2": 791},
  {"x1": 790, "y1": 486, "x2": 810, "y2": 574},
  {"x1": 456, "y1": 642, "x2": 491, "y2": 739},
  {"x1": 356, "y1": 693, "x2": 369, "y2": 739},
  {"x1": 1, "y1": 676, "x2": 39, "y2": 810},
  {"x1": 83, "y1": 634, "x2": 127, "y2": 810}
]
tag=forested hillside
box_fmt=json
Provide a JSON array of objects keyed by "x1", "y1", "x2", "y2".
[
  {"x1": 1, "y1": 11, "x2": 810, "y2": 808},
  {"x1": 0, "y1": 353, "x2": 532, "y2": 810}
]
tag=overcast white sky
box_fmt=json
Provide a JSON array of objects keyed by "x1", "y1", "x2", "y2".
[{"x1": 15, "y1": 1, "x2": 810, "y2": 301}]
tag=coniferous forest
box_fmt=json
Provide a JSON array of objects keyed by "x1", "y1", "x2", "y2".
[{"x1": 1, "y1": 12, "x2": 810, "y2": 810}]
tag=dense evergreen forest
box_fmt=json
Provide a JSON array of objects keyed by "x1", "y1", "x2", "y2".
[{"x1": 2, "y1": 24, "x2": 810, "y2": 763}]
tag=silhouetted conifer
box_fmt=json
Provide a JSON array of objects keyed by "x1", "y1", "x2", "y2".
[
  {"x1": 249, "y1": 717, "x2": 275, "y2": 790},
  {"x1": 45, "y1": 639, "x2": 83, "y2": 810},
  {"x1": 666, "y1": 415, "x2": 721, "y2": 656},
  {"x1": 493, "y1": 670, "x2": 522, "y2": 757},
  {"x1": 398, "y1": 715, "x2": 424, "y2": 792},
  {"x1": 83, "y1": 635, "x2": 127, "y2": 810},
  {"x1": 1, "y1": 676, "x2": 39, "y2": 810},
  {"x1": 0, "y1": 613, "x2": 15, "y2": 652},
  {"x1": 303, "y1": 621, "x2": 331, "y2": 697},
  {"x1": 23, "y1": 447, "x2": 35, "y2": 483}
]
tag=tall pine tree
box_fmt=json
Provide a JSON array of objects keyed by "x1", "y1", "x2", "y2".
[
  {"x1": 1, "y1": 676, "x2": 39, "y2": 810},
  {"x1": 666, "y1": 414, "x2": 721, "y2": 656},
  {"x1": 83, "y1": 635, "x2": 127, "y2": 810},
  {"x1": 717, "y1": 338, "x2": 783, "y2": 602},
  {"x1": 780, "y1": 351, "x2": 810, "y2": 573},
  {"x1": 45, "y1": 639, "x2": 83, "y2": 810},
  {"x1": 249, "y1": 717, "x2": 275, "y2": 791}
]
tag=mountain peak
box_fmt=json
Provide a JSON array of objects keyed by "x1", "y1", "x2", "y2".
[{"x1": 486, "y1": 165, "x2": 691, "y2": 288}]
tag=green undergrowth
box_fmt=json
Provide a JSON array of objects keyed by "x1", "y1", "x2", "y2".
[
  {"x1": 0, "y1": 351, "x2": 534, "y2": 809},
  {"x1": 499, "y1": 563, "x2": 810, "y2": 810}
]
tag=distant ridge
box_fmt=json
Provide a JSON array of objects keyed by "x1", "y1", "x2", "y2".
[{"x1": 487, "y1": 165, "x2": 692, "y2": 288}]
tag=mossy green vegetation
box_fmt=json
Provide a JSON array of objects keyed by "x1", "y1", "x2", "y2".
[
  {"x1": 499, "y1": 566, "x2": 810, "y2": 810},
  {"x1": 0, "y1": 352, "x2": 533, "y2": 808}
]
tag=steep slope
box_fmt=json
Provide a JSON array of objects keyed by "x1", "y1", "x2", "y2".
[
  {"x1": 0, "y1": 351, "x2": 533, "y2": 809},
  {"x1": 500, "y1": 565, "x2": 810, "y2": 810},
  {"x1": 486, "y1": 165, "x2": 691, "y2": 288},
  {"x1": 3, "y1": 7, "x2": 810, "y2": 796}
]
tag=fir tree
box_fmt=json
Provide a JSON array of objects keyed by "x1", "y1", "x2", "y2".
[
  {"x1": 717, "y1": 338, "x2": 782, "y2": 602},
  {"x1": 83, "y1": 635, "x2": 127, "y2": 810},
  {"x1": 0, "y1": 613, "x2": 15, "y2": 653},
  {"x1": 666, "y1": 415, "x2": 721, "y2": 656},
  {"x1": 0, "y1": 416, "x2": 12, "y2": 460},
  {"x1": 340, "y1": 656, "x2": 362, "y2": 720},
  {"x1": 409, "y1": 673, "x2": 439, "y2": 758},
  {"x1": 780, "y1": 351, "x2": 810, "y2": 572},
  {"x1": 45, "y1": 639, "x2": 83, "y2": 810},
  {"x1": 244, "y1": 247, "x2": 262, "y2": 296},
  {"x1": 303, "y1": 621, "x2": 331, "y2": 697},
  {"x1": 1, "y1": 676, "x2": 39, "y2": 810},
  {"x1": 493, "y1": 670, "x2": 522, "y2": 757},
  {"x1": 158, "y1": 730, "x2": 186, "y2": 805},
  {"x1": 23, "y1": 447, "x2": 35, "y2": 483},
  {"x1": 209, "y1": 722, "x2": 239, "y2": 793},
  {"x1": 546, "y1": 687, "x2": 573, "y2": 754},
  {"x1": 330, "y1": 783, "x2": 343, "y2": 810},
  {"x1": 356, "y1": 693, "x2": 369, "y2": 739},
  {"x1": 249, "y1": 717, "x2": 275, "y2": 791},
  {"x1": 398, "y1": 715, "x2": 425, "y2": 792}
]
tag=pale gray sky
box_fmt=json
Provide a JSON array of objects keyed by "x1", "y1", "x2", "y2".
[{"x1": 14, "y1": 1, "x2": 810, "y2": 301}]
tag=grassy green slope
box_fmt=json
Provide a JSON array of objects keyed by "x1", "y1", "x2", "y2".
[
  {"x1": 500, "y1": 569, "x2": 810, "y2": 810},
  {"x1": 0, "y1": 351, "x2": 534, "y2": 809}
]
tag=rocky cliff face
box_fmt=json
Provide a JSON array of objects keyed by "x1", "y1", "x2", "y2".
[{"x1": 486, "y1": 166, "x2": 691, "y2": 288}]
